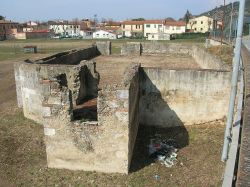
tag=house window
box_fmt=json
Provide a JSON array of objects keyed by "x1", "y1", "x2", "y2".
[
  {"x1": 194, "y1": 21, "x2": 197, "y2": 24},
  {"x1": 158, "y1": 25, "x2": 162, "y2": 28},
  {"x1": 201, "y1": 28, "x2": 203, "y2": 31},
  {"x1": 146, "y1": 24, "x2": 150, "y2": 28},
  {"x1": 194, "y1": 28, "x2": 197, "y2": 31},
  {"x1": 154, "y1": 24, "x2": 157, "y2": 28},
  {"x1": 152, "y1": 34, "x2": 154, "y2": 38},
  {"x1": 136, "y1": 25, "x2": 140, "y2": 29},
  {"x1": 201, "y1": 21, "x2": 203, "y2": 24},
  {"x1": 176, "y1": 26, "x2": 180, "y2": 30},
  {"x1": 123, "y1": 25, "x2": 125, "y2": 29}
]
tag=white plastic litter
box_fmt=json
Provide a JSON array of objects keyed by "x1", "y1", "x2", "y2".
[{"x1": 148, "y1": 136, "x2": 178, "y2": 168}]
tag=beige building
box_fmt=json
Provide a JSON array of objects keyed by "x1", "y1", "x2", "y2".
[
  {"x1": 187, "y1": 15, "x2": 213, "y2": 33},
  {"x1": 121, "y1": 20, "x2": 144, "y2": 37}
]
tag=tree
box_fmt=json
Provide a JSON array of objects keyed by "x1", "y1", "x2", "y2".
[
  {"x1": 183, "y1": 10, "x2": 192, "y2": 24},
  {"x1": 165, "y1": 17, "x2": 175, "y2": 21},
  {"x1": 0, "y1": 15, "x2": 5, "y2": 20},
  {"x1": 132, "y1": 18, "x2": 145, "y2": 21}
]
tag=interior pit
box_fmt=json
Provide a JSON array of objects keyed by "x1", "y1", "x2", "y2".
[{"x1": 14, "y1": 41, "x2": 231, "y2": 174}]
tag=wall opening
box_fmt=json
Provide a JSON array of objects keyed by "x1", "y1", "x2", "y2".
[{"x1": 72, "y1": 65, "x2": 98, "y2": 121}]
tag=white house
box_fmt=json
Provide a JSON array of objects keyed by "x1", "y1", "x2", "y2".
[
  {"x1": 164, "y1": 21, "x2": 186, "y2": 34},
  {"x1": 143, "y1": 20, "x2": 164, "y2": 38},
  {"x1": 79, "y1": 30, "x2": 92, "y2": 39},
  {"x1": 144, "y1": 20, "x2": 185, "y2": 40},
  {"x1": 49, "y1": 23, "x2": 81, "y2": 37},
  {"x1": 93, "y1": 30, "x2": 116, "y2": 39}
]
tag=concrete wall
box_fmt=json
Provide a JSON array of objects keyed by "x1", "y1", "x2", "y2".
[
  {"x1": 139, "y1": 68, "x2": 231, "y2": 127},
  {"x1": 141, "y1": 42, "x2": 190, "y2": 55},
  {"x1": 121, "y1": 42, "x2": 141, "y2": 56},
  {"x1": 96, "y1": 41, "x2": 111, "y2": 55},
  {"x1": 120, "y1": 42, "x2": 229, "y2": 71},
  {"x1": 191, "y1": 45, "x2": 229, "y2": 70},
  {"x1": 35, "y1": 47, "x2": 98, "y2": 65}
]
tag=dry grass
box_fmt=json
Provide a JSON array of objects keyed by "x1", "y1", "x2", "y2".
[
  {"x1": 206, "y1": 45, "x2": 234, "y2": 65},
  {"x1": 95, "y1": 54, "x2": 200, "y2": 87}
]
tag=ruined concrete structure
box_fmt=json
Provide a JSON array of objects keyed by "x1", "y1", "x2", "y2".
[{"x1": 15, "y1": 41, "x2": 231, "y2": 173}]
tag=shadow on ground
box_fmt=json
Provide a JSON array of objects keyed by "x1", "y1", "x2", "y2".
[{"x1": 130, "y1": 68, "x2": 189, "y2": 172}]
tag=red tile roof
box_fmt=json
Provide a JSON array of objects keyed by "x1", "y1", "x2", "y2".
[
  {"x1": 122, "y1": 20, "x2": 145, "y2": 25},
  {"x1": 143, "y1": 20, "x2": 163, "y2": 24},
  {"x1": 164, "y1": 21, "x2": 186, "y2": 26}
]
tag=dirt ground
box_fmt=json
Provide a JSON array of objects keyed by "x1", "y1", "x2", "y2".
[
  {"x1": 0, "y1": 40, "x2": 226, "y2": 187},
  {"x1": 95, "y1": 54, "x2": 200, "y2": 87}
]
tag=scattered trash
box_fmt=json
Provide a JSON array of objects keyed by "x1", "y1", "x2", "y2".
[
  {"x1": 154, "y1": 174, "x2": 160, "y2": 180},
  {"x1": 149, "y1": 135, "x2": 178, "y2": 168}
]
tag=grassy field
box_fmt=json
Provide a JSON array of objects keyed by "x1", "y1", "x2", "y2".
[
  {"x1": 0, "y1": 37, "x2": 207, "y2": 61},
  {"x1": 0, "y1": 38, "x2": 227, "y2": 187}
]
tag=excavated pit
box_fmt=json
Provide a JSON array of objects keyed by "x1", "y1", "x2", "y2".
[{"x1": 14, "y1": 41, "x2": 231, "y2": 174}]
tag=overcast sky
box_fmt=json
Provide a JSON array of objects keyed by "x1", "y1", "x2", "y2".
[{"x1": 1, "y1": 0, "x2": 234, "y2": 22}]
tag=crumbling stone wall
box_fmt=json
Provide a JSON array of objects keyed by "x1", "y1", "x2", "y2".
[
  {"x1": 44, "y1": 63, "x2": 140, "y2": 174},
  {"x1": 14, "y1": 61, "x2": 98, "y2": 123}
]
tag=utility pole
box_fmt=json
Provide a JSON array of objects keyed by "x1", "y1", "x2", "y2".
[
  {"x1": 221, "y1": 0, "x2": 246, "y2": 162},
  {"x1": 229, "y1": 2, "x2": 234, "y2": 43},
  {"x1": 221, "y1": 0, "x2": 226, "y2": 45}
]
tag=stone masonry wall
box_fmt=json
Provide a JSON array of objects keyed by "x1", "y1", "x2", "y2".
[
  {"x1": 44, "y1": 63, "x2": 140, "y2": 174},
  {"x1": 14, "y1": 61, "x2": 98, "y2": 123}
]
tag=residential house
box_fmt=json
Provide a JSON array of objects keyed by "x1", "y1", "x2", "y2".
[
  {"x1": 121, "y1": 20, "x2": 144, "y2": 38},
  {"x1": 93, "y1": 30, "x2": 116, "y2": 39},
  {"x1": 164, "y1": 21, "x2": 186, "y2": 34},
  {"x1": 79, "y1": 29, "x2": 92, "y2": 39},
  {"x1": 186, "y1": 15, "x2": 213, "y2": 33},
  {"x1": 143, "y1": 20, "x2": 164, "y2": 38},
  {"x1": 49, "y1": 22, "x2": 81, "y2": 37},
  {"x1": 0, "y1": 20, "x2": 19, "y2": 40}
]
